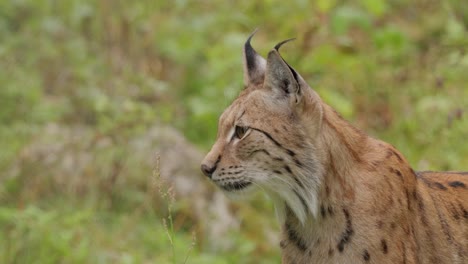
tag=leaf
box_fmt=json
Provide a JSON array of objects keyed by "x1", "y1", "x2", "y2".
[
  {"x1": 360, "y1": 0, "x2": 388, "y2": 17},
  {"x1": 331, "y1": 5, "x2": 372, "y2": 35}
]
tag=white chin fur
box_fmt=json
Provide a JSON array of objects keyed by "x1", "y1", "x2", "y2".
[{"x1": 266, "y1": 184, "x2": 319, "y2": 225}]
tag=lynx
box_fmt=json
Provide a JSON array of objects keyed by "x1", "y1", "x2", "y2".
[{"x1": 200, "y1": 31, "x2": 467, "y2": 263}]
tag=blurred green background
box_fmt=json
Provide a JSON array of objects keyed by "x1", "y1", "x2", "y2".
[{"x1": 0, "y1": 0, "x2": 467, "y2": 263}]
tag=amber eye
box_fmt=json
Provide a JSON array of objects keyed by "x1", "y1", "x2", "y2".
[{"x1": 234, "y1": 126, "x2": 248, "y2": 139}]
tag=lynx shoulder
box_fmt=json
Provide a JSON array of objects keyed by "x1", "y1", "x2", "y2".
[{"x1": 201, "y1": 31, "x2": 468, "y2": 263}]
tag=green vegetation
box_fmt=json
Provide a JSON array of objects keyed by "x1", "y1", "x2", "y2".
[{"x1": 0, "y1": 0, "x2": 467, "y2": 263}]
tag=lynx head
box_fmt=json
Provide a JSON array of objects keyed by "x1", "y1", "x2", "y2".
[{"x1": 201, "y1": 31, "x2": 325, "y2": 223}]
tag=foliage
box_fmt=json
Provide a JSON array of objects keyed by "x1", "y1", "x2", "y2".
[{"x1": 0, "y1": 0, "x2": 467, "y2": 263}]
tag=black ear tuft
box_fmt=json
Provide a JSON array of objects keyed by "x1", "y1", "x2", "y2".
[
  {"x1": 243, "y1": 29, "x2": 267, "y2": 86},
  {"x1": 264, "y1": 37, "x2": 307, "y2": 103},
  {"x1": 244, "y1": 29, "x2": 259, "y2": 72},
  {"x1": 273, "y1": 38, "x2": 300, "y2": 85},
  {"x1": 274, "y1": 38, "x2": 296, "y2": 51}
]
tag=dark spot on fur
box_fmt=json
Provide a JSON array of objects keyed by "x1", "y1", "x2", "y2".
[
  {"x1": 391, "y1": 149, "x2": 403, "y2": 162},
  {"x1": 449, "y1": 203, "x2": 460, "y2": 220},
  {"x1": 405, "y1": 189, "x2": 411, "y2": 210},
  {"x1": 286, "y1": 149, "x2": 296, "y2": 157},
  {"x1": 273, "y1": 170, "x2": 282, "y2": 174},
  {"x1": 416, "y1": 192, "x2": 424, "y2": 210},
  {"x1": 293, "y1": 158, "x2": 303, "y2": 168},
  {"x1": 337, "y1": 208, "x2": 354, "y2": 252},
  {"x1": 285, "y1": 222, "x2": 308, "y2": 252},
  {"x1": 252, "y1": 149, "x2": 270, "y2": 156},
  {"x1": 363, "y1": 250, "x2": 370, "y2": 261},
  {"x1": 328, "y1": 248, "x2": 334, "y2": 256},
  {"x1": 251, "y1": 128, "x2": 285, "y2": 150},
  {"x1": 280, "y1": 240, "x2": 287, "y2": 249},
  {"x1": 320, "y1": 205, "x2": 326, "y2": 218},
  {"x1": 416, "y1": 191, "x2": 429, "y2": 226},
  {"x1": 418, "y1": 176, "x2": 434, "y2": 188},
  {"x1": 389, "y1": 167, "x2": 403, "y2": 180},
  {"x1": 284, "y1": 165, "x2": 292, "y2": 174},
  {"x1": 390, "y1": 222, "x2": 396, "y2": 229},
  {"x1": 434, "y1": 182, "x2": 447, "y2": 190},
  {"x1": 395, "y1": 169, "x2": 402, "y2": 177},
  {"x1": 420, "y1": 176, "x2": 447, "y2": 191},
  {"x1": 328, "y1": 206, "x2": 334, "y2": 216},
  {"x1": 274, "y1": 157, "x2": 284, "y2": 162},
  {"x1": 448, "y1": 181, "x2": 466, "y2": 189},
  {"x1": 293, "y1": 175, "x2": 305, "y2": 189},
  {"x1": 385, "y1": 149, "x2": 393, "y2": 159},
  {"x1": 381, "y1": 239, "x2": 388, "y2": 254}
]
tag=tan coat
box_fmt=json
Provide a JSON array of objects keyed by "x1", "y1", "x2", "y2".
[{"x1": 201, "y1": 32, "x2": 468, "y2": 263}]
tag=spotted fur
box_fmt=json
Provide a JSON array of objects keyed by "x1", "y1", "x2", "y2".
[{"x1": 201, "y1": 32, "x2": 468, "y2": 263}]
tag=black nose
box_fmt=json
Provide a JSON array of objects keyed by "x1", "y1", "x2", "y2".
[{"x1": 201, "y1": 164, "x2": 216, "y2": 178}]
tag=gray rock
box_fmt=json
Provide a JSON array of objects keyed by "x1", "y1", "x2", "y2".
[{"x1": 4, "y1": 123, "x2": 239, "y2": 250}]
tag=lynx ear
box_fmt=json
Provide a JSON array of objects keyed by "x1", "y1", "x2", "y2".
[
  {"x1": 264, "y1": 39, "x2": 302, "y2": 104},
  {"x1": 243, "y1": 29, "x2": 266, "y2": 86}
]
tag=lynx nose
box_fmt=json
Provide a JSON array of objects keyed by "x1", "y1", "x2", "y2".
[{"x1": 201, "y1": 163, "x2": 216, "y2": 178}]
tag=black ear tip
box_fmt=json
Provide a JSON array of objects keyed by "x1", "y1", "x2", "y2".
[
  {"x1": 274, "y1": 38, "x2": 296, "y2": 51},
  {"x1": 246, "y1": 28, "x2": 260, "y2": 46}
]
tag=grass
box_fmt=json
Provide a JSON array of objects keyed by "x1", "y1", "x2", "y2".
[
  {"x1": 0, "y1": 0, "x2": 467, "y2": 263},
  {"x1": 0, "y1": 201, "x2": 197, "y2": 263}
]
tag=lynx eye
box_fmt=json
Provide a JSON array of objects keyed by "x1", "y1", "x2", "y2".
[{"x1": 234, "y1": 126, "x2": 249, "y2": 139}]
